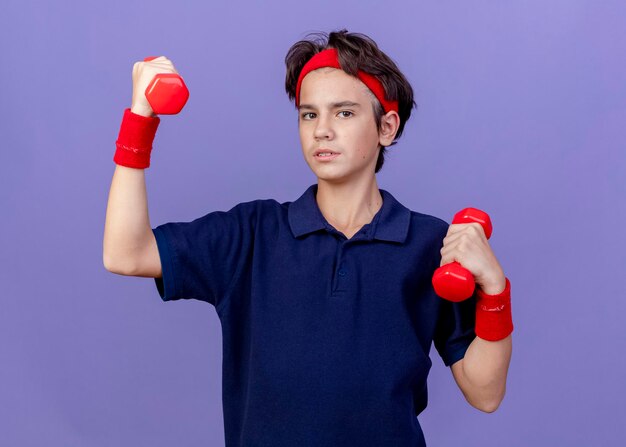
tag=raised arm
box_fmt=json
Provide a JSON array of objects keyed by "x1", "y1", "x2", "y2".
[
  {"x1": 103, "y1": 56, "x2": 183, "y2": 277},
  {"x1": 103, "y1": 164, "x2": 161, "y2": 277}
]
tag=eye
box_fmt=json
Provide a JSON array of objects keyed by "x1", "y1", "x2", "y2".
[
  {"x1": 301, "y1": 112, "x2": 315, "y2": 120},
  {"x1": 339, "y1": 111, "x2": 353, "y2": 117}
]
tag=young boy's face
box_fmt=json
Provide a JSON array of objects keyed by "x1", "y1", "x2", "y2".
[{"x1": 297, "y1": 67, "x2": 383, "y2": 184}]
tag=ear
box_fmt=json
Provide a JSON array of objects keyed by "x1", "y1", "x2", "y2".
[{"x1": 378, "y1": 111, "x2": 400, "y2": 147}]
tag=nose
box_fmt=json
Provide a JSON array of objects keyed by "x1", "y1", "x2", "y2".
[{"x1": 313, "y1": 113, "x2": 334, "y2": 140}]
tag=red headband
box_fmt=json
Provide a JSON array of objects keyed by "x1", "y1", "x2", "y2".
[{"x1": 295, "y1": 48, "x2": 399, "y2": 114}]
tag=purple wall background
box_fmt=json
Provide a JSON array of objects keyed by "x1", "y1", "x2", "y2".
[{"x1": 1, "y1": 0, "x2": 624, "y2": 445}]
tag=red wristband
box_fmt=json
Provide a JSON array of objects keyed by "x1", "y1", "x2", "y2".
[
  {"x1": 475, "y1": 277, "x2": 514, "y2": 341},
  {"x1": 113, "y1": 108, "x2": 161, "y2": 169}
]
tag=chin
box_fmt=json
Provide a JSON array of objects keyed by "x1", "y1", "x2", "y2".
[{"x1": 315, "y1": 170, "x2": 355, "y2": 184}]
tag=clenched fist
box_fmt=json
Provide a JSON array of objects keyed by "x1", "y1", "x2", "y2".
[
  {"x1": 130, "y1": 56, "x2": 181, "y2": 117},
  {"x1": 439, "y1": 222, "x2": 506, "y2": 295}
]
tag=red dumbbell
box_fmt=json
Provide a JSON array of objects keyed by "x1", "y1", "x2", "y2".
[
  {"x1": 143, "y1": 56, "x2": 190, "y2": 115},
  {"x1": 432, "y1": 207, "x2": 493, "y2": 302}
]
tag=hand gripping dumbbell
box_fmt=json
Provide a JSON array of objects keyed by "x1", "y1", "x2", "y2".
[
  {"x1": 143, "y1": 56, "x2": 190, "y2": 115},
  {"x1": 432, "y1": 207, "x2": 493, "y2": 302}
]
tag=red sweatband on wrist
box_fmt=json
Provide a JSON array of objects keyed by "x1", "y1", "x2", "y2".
[
  {"x1": 113, "y1": 108, "x2": 161, "y2": 169},
  {"x1": 475, "y1": 277, "x2": 514, "y2": 341}
]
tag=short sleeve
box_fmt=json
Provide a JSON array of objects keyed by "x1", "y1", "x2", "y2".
[
  {"x1": 152, "y1": 201, "x2": 257, "y2": 309},
  {"x1": 433, "y1": 295, "x2": 476, "y2": 367}
]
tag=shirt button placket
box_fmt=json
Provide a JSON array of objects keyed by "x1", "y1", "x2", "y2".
[{"x1": 333, "y1": 241, "x2": 349, "y2": 295}]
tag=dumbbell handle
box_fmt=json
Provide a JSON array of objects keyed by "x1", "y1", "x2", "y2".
[
  {"x1": 432, "y1": 208, "x2": 493, "y2": 302},
  {"x1": 142, "y1": 56, "x2": 189, "y2": 115}
]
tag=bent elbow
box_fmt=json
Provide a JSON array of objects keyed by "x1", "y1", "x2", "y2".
[
  {"x1": 474, "y1": 397, "x2": 503, "y2": 413},
  {"x1": 103, "y1": 253, "x2": 134, "y2": 275},
  {"x1": 479, "y1": 403, "x2": 498, "y2": 413}
]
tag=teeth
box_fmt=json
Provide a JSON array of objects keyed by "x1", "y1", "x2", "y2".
[{"x1": 318, "y1": 152, "x2": 333, "y2": 156}]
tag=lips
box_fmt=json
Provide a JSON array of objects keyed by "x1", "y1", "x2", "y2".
[
  {"x1": 314, "y1": 148, "x2": 339, "y2": 156},
  {"x1": 314, "y1": 152, "x2": 340, "y2": 161}
]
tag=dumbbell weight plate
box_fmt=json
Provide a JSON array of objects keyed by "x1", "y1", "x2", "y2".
[{"x1": 142, "y1": 56, "x2": 190, "y2": 115}]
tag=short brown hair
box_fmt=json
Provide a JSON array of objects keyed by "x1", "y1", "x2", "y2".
[{"x1": 284, "y1": 29, "x2": 416, "y2": 173}]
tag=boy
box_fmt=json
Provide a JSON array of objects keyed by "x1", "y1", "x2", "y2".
[{"x1": 104, "y1": 29, "x2": 513, "y2": 447}]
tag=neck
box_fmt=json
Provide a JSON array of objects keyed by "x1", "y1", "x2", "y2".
[{"x1": 315, "y1": 177, "x2": 383, "y2": 230}]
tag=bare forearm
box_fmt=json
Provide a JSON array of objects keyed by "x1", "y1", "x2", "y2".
[
  {"x1": 461, "y1": 334, "x2": 512, "y2": 411},
  {"x1": 103, "y1": 164, "x2": 153, "y2": 272}
]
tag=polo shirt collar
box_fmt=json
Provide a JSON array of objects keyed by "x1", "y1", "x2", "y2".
[{"x1": 288, "y1": 183, "x2": 411, "y2": 243}]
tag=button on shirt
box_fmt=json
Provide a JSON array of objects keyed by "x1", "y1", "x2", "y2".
[{"x1": 152, "y1": 183, "x2": 476, "y2": 447}]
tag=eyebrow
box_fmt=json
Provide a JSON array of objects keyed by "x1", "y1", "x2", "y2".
[{"x1": 297, "y1": 101, "x2": 362, "y2": 111}]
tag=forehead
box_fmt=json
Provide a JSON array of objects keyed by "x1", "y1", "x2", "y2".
[{"x1": 299, "y1": 67, "x2": 372, "y2": 104}]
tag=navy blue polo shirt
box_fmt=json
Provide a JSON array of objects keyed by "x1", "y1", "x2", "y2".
[{"x1": 152, "y1": 183, "x2": 476, "y2": 447}]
